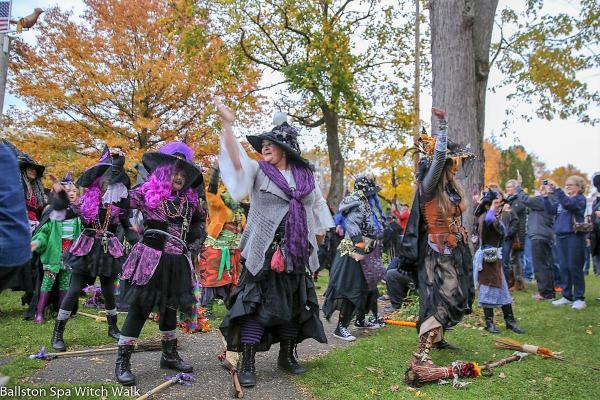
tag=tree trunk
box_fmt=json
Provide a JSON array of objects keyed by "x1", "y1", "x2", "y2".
[
  {"x1": 429, "y1": 0, "x2": 498, "y2": 232},
  {"x1": 323, "y1": 106, "x2": 344, "y2": 208}
]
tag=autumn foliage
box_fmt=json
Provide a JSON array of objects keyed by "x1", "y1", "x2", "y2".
[{"x1": 7, "y1": 0, "x2": 261, "y2": 178}]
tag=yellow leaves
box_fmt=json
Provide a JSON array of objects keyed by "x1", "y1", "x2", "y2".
[{"x1": 10, "y1": 0, "x2": 261, "y2": 176}]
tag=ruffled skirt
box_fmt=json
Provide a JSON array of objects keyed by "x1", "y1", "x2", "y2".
[
  {"x1": 219, "y1": 245, "x2": 326, "y2": 352},
  {"x1": 123, "y1": 252, "x2": 194, "y2": 315}
]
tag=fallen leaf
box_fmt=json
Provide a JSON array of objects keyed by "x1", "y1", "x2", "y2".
[
  {"x1": 544, "y1": 376, "x2": 553, "y2": 382},
  {"x1": 499, "y1": 372, "x2": 507, "y2": 379},
  {"x1": 390, "y1": 384, "x2": 400, "y2": 392},
  {"x1": 407, "y1": 386, "x2": 417, "y2": 392},
  {"x1": 415, "y1": 390, "x2": 425, "y2": 397},
  {"x1": 585, "y1": 328, "x2": 593, "y2": 335},
  {"x1": 366, "y1": 367, "x2": 380, "y2": 373}
]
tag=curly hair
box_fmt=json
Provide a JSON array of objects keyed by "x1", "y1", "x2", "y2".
[
  {"x1": 78, "y1": 177, "x2": 122, "y2": 223},
  {"x1": 139, "y1": 164, "x2": 199, "y2": 210}
]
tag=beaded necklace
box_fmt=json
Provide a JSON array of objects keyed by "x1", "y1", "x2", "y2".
[{"x1": 161, "y1": 195, "x2": 190, "y2": 242}]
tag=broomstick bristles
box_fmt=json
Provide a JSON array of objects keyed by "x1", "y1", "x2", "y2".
[{"x1": 494, "y1": 338, "x2": 524, "y2": 350}]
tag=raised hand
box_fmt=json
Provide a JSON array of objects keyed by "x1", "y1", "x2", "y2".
[
  {"x1": 214, "y1": 98, "x2": 235, "y2": 124},
  {"x1": 431, "y1": 107, "x2": 446, "y2": 120}
]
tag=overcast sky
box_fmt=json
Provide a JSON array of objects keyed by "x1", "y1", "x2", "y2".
[{"x1": 6, "y1": 0, "x2": 599, "y2": 177}]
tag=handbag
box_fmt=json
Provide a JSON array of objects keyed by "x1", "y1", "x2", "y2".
[
  {"x1": 270, "y1": 245, "x2": 285, "y2": 273},
  {"x1": 573, "y1": 216, "x2": 593, "y2": 233}
]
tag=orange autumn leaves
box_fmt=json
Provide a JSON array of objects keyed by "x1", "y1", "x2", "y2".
[{"x1": 7, "y1": 0, "x2": 261, "y2": 178}]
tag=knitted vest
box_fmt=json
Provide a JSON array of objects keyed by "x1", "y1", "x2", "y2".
[{"x1": 240, "y1": 168, "x2": 321, "y2": 276}]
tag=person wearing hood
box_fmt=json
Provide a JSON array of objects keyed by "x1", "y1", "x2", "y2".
[
  {"x1": 215, "y1": 103, "x2": 333, "y2": 388},
  {"x1": 115, "y1": 142, "x2": 206, "y2": 386},
  {"x1": 323, "y1": 173, "x2": 387, "y2": 341},
  {"x1": 49, "y1": 147, "x2": 130, "y2": 353}
]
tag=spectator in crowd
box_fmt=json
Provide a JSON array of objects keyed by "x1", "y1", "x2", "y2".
[
  {"x1": 383, "y1": 215, "x2": 404, "y2": 259},
  {"x1": 383, "y1": 257, "x2": 415, "y2": 313},
  {"x1": 589, "y1": 173, "x2": 600, "y2": 278},
  {"x1": 523, "y1": 189, "x2": 556, "y2": 300},
  {"x1": 505, "y1": 179, "x2": 528, "y2": 291},
  {"x1": 0, "y1": 142, "x2": 33, "y2": 303},
  {"x1": 500, "y1": 202, "x2": 518, "y2": 284},
  {"x1": 543, "y1": 176, "x2": 588, "y2": 309},
  {"x1": 393, "y1": 204, "x2": 410, "y2": 233}
]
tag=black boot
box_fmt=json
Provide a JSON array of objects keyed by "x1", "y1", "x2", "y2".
[
  {"x1": 51, "y1": 319, "x2": 68, "y2": 352},
  {"x1": 278, "y1": 339, "x2": 307, "y2": 375},
  {"x1": 160, "y1": 338, "x2": 193, "y2": 372},
  {"x1": 502, "y1": 305, "x2": 525, "y2": 334},
  {"x1": 238, "y1": 343, "x2": 257, "y2": 387},
  {"x1": 115, "y1": 345, "x2": 136, "y2": 386},
  {"x1": 107, "y1": 314, "x2": 121, "y2": 340},
  {"x1": 484, "y1": 307, "x2": 500, "y2": 334}
]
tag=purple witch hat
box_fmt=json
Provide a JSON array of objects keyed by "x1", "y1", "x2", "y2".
[
  {"x1": 142, "y1": 141, "x2": 202, "y2": 190},
  {"x1": 60, "y1": 171, "x2": 75, "y2": 186},
  {"x1": 76, "y1": 145, "x2": 131, "y2": 189}
]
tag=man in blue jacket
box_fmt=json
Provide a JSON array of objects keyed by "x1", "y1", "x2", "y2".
[{"x1": 0, "y1": 141, "x2": 32, "y2": 292}]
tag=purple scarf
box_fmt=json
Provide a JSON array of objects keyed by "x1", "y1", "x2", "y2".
[{"x1": 258, "y1": 161, "x2": 315, "y2": 264}]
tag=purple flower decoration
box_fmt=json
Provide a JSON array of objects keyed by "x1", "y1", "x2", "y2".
[
  {"x1": 166, "y1": 372, "x2": 194, "y2": 386},
  {"x1": 29, "y1": 346, "x2": 47, "y2": 359}
]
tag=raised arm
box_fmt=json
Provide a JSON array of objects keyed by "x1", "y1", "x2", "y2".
[
  {"x1": 215, "y1": 101, "x2": 259, "y2": 201},
  {"x1": 420, "y1": 108, "x2": 448, "y2": 195}
]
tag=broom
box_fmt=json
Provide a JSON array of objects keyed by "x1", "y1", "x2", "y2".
[
  {"x1": 495, "y1": 338, "x2": 564, "y2": 360},
  {"x1": 384, "y1": 320, "x2": 417, "y2": 328},
  {"x1": 136, "y1": 372, "x2": 194, "y2": 400},
  {"x1": 77, "y1": 311, "x2": 107, "y2": 323},
  {"x1": 29, "y1": 338, "x2": 164, "y2": 360}
]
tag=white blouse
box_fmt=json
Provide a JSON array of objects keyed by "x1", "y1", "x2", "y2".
[{"x1": 218, "y1": 136, "x2": 334, "y2": 235}]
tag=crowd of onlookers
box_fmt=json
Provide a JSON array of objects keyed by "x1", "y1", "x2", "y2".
[{"x1": 372, "y1": 173, "x2": 600, "y2": 314}]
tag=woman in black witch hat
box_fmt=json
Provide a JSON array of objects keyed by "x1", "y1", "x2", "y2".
[
  {"x1": 114, "y1": 142, "x2": 205, "y2": 386},
  {"x1": 402, "y1": 108, "x2": 476, "y2": 386},
  {"x1": 215, "y1": 103, "x2": 333, "y2": 388},
  {"x1": 18, "y1": 151, "x2": 46, "y2": 233},
  {"x1": 49, "y1": 147, "x2": 130, "y2": 353}
]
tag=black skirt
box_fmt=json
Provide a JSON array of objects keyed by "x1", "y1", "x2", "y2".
[
  {"x1": 122, "y1": 252, "x2": 194, "y2": 316},
  {"x1": 219, "y1": 245, "x2": 327, "y2": 352},
  {"x1": 322, "y1": 252, "x2": 371, "y2": 320},
  {"x1": 64, "y1": 239, "x2": 123, "y2": 278}
]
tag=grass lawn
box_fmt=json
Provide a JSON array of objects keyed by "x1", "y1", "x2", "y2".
[
  {"x1": 0, "y1": 290, "x2": 160, "y2": 399},
  {"x1": 297, "y1": 275, "x2": 600, "y2": 400}
]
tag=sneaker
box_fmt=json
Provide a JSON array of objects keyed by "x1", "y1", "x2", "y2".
[
  {"x1": 333, "y1": 325, "x2": 356, "y2": 341},
  {"x1": 354, "y1": 319, "x2": 380, "y2": 329},
  {"x1": 368, "y1": 316, "x2": 385, "y2": 328},
  {"x1": 552, "y1": 297, "x2": 572, "y2": 306},
  {"x1": 383, "y1": 305, "x2": 400, "y2": 314},
  {"x1": 572, "y1": 300, "x2": 587, "y2": 310}
]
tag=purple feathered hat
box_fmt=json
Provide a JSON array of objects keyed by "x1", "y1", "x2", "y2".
[{"x1": 142, "y1": 141, "x2": 202, "y2": 190}]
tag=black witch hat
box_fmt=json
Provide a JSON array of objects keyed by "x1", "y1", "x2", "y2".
[{"x1": 246, "y1": 112, "x2": 311, "y2": 168}]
